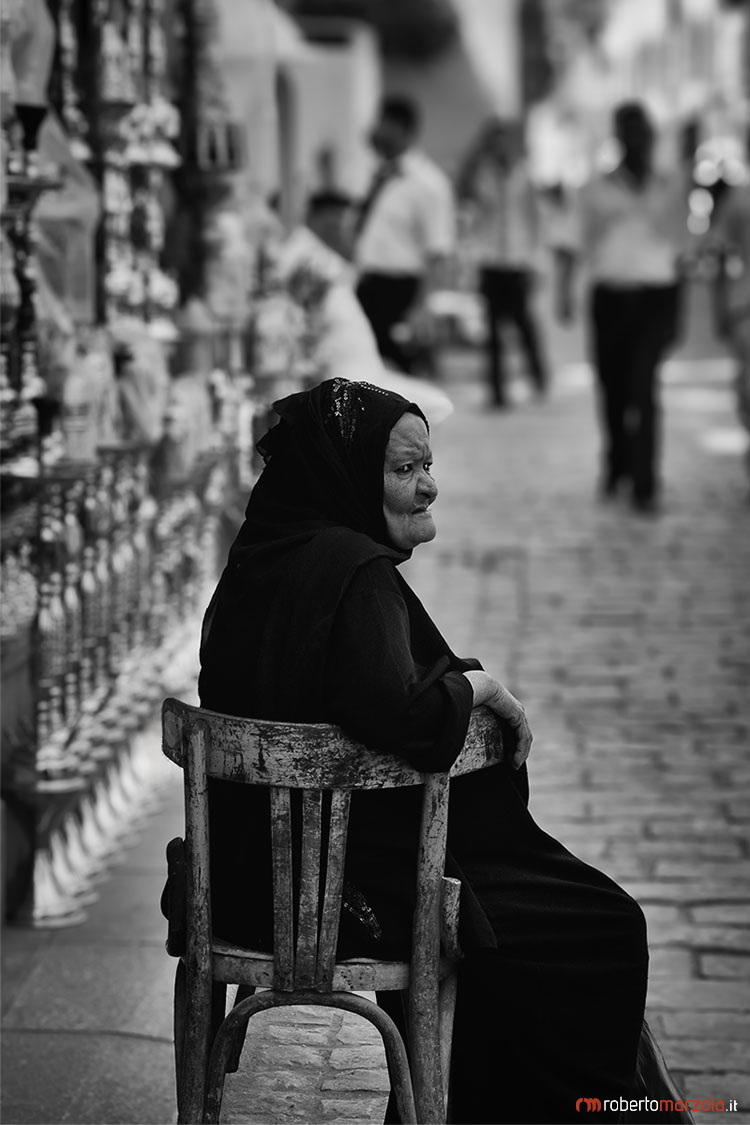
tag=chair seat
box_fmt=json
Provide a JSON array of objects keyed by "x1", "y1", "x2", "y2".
[{"x1": 211, "y1": 937, "x2": 456, "y2": 992}]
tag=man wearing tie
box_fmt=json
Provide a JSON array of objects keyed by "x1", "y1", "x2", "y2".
[{"x1": 354, "y1": 95, "x2": 455, "y2": 374}]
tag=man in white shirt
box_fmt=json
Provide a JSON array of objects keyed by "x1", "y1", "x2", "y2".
[
  {"x1": 457, "y1": 118, "x2": 548, "y2": 406},
  {"x1": 562, "y1": 102, "x2": 689, "y2": 513},
  {"x1": 354, "y1": 95, "x2": 455, "y2": 374}
]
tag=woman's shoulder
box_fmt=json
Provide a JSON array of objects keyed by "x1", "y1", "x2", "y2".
[
  {"x1": 305, "y1": 526, "x2": 398, "y2": 562},
  {"x1": 345, "y1": 552, "x2": 403, "y2": 596},
  {"x1": 298, "y1": 529, "x2": 402, "y2": 601},
  {"x1": 299, "y1": 527, "x2": 403, "y2": 594}
]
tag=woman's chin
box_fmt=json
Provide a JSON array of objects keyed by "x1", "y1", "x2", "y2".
[
  {"x1": 386, "y1": 512, "x2": 437, "y2": 551},
  {"x1": 411, "y1": 515, "x2": 437, "y2": 548}
]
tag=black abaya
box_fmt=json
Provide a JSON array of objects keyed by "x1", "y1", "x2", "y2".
[{"x1": 196, "y1": 379, "x2": 653, "y2": 1124}]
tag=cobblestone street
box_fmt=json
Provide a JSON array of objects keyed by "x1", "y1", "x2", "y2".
[{"x1": 2, "y1": 298, "x2": 749, "y2": 1125}]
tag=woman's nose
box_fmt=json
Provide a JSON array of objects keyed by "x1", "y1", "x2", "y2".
[{"x1": 419, "y1": 471, "x2": 438, "y2": 501}]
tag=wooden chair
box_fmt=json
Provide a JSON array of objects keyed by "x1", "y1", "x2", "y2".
[{"x1": 161, "y1": 696, "x2": 504, "y2": 1124}]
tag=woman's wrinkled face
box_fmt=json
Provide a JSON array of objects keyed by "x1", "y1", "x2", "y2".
[{"x1": 383, "y1": 413, "x2": 438, "y2": 551}]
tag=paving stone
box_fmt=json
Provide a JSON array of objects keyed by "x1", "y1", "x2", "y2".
[
  {"x1": 0, "y1": 1029, "x2": 175, "y2": 1125},
  {"x1": 321, "y1": 1069, "x2": 391, "y2": 1093},
  {"x1": 658, "y1": 1038, "x2": 750, "y2": 1072},
  {"x1": 607, "y1": 839, "x2": 744, "y2": 859},
  {"x1": 679, "y1": 1072, "x2": 750, "y2": 1112},
  {"x1": 642, "y1": 903, "x2": 687, "y2": 927},
  {"x1": 699, "y1": 954, "x2": 750, "y2": 980},
  {"x1": 648, "y1": 947, "x2": 695, "y2": 978},
  {"x1": 1, "y1": 944, "x2": 173, "y2": 1040},
  {"x1": 319, "y1": 1097, "x2": 389, "y2": 1123},
  {"x1": 648, "y1": 926, "x2": 750, "y2": 952},
  {"x1": 336, "y1": 1023, "x2": 385, "y2": 1046},
  {"x1": 0, "y1": 929, "x2": 55, "y2": 1017},
  {"x1": 262, "y1": 1007, "x2": 340, "y2": 1026},
  {"x1": 251, "y1": 1069, "x2": 326, "y2": 1091},
  {"x1": 656, "y1": 1010, "x2": 750, "y2": 1041},
  {"x1": 650, "y1": 822, "x2": 750, "y2": 840},
  {"x1": 646, "y1": 979, "x2": 750, "y2": 1011},
  {"x1": 263, "y1": 1024, "x2": 334, "y2": 1046},
  {"x1": 690, "y1": 904, "x2": 750, "y2": 925},
  {"x1": 623, "y1": 881, "x2": 750, "y2": 904},
  {"x1": 329, "y1": 1047, "x2": 387, "y2": 1071}
]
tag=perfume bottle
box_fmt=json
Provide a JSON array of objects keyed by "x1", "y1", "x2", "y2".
[
  {"x1": 94, "y1": 538, "x2": 113, "y2": 684},
  {"x1": 37, "y1": 576, "x2": 63, "y2": 732},
  {"x1": 63, "y1": 560, "x2": 82, "y2": 726},
  {"x1": 79, "y1": 544, "x2": 99, "y2": 702},
  {"x1": 47, "y1": 571, "x2": 67, "y2": 686}
]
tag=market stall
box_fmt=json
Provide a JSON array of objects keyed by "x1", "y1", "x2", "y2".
[{"x1": 0, "y1": 0, "x2": 259, "y2": 924}]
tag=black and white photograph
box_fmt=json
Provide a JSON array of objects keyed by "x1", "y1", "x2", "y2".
[{"x1": 1, "y1": 1, "x2": 749, "y2": 1123}]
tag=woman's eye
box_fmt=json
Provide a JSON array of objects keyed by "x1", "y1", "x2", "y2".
[
  {"x1": 424, "y1": 462, "x2": 433, "y2": 474},
  {"x1": 396, "y1": 464, "x2": 413, "y2": 475}
]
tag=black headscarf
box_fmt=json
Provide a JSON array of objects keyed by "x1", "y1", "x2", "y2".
[{"x1": 199, "y1": 378, "x2": 427, "y2": 719}]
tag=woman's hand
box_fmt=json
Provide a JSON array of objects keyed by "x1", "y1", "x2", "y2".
[{"x1": 463, "y1": 670, "x2": 533, "y2": 770}]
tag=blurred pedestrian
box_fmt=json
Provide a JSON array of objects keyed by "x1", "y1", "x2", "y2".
[
  {"x1": 705, "y1": 128, "x2": 750, "y2": 489},
  {"x1": 541, "y1": 181, "x2": 578, "y2": 325},
  {"x1": 354, "y1": 94, "x2": 455, "y2": 374},
  {"x1": 457, "y1": 118, "x2": 548, "y2": 408},
  {"x1": 561, "y1": 102, "x2": 690, "y2": 514},
  {"x1": 306, "y1": 188, "x2": 355, "y2": 262}
]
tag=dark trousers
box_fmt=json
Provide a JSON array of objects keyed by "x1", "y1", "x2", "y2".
[
  {"x1": 356, "y1": 272, "x2": 421, "y2": 373},
  {"x1": 590, "y1": 283, "x2": 680, "y2": 503},
  {"x1": 479, "y1": 266, "x2": 548, "y2": 404}
]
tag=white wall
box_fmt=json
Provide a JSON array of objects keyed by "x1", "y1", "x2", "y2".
[
  {"x1": 290, "y1": 21, "x2": 382, "y2": 200},
  {"x1": 214, "y1": 2, "x2": 382, "y2": 222},
  {"x1": 452, "y1": 0, "x2": 522, "y2": 118},
  {"x1": 214, "y1": 0, "x2": 294, "y2": 205}
]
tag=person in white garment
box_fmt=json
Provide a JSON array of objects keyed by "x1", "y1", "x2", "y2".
[
  {"x1": 561, "y1": 102, "x2": 691, "y2": 514},
  {"x1": 278, "y1": 223, "x2": 454, "y2": 427},
  {"x1": 354, "y1": 94, "x2": 455, "y2": 375},
  {"x1": 457, "y1": 118, "x2": 549, "y2": 407}
]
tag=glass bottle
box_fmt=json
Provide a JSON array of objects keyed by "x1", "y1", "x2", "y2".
[
  {"x1": 63, "y1": 560, "x2": 82, "y2": 727},
  {"x1": 79, "y1": 545, "x2": 98, "y2": 702}
]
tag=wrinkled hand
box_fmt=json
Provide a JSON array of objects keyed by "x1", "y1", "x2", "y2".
[{"x1": 464, "y1": 671, "x2": 533, "y2": 770}]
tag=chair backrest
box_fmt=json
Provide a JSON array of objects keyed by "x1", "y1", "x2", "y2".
[{"x1": 162, "y1": 697, "x2": 503, "y2": 994}]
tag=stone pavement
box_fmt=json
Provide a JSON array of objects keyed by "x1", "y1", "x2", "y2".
[{"x1": 2, "y1": 284, "x2": 749, "y2": 1124}]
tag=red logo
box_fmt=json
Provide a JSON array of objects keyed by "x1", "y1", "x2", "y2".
[{"x1": 576, "y1": 1098, "x2": 602, "y2": 1113}]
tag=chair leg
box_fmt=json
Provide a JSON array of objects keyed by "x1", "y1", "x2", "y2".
[
  {"x1": 377, "y1": 991, "x2": 410, "y2": 1124},
  {"x1": 375, "y1": 1003, "x2": 418, "y2": 1125},
  {"x1": 173, "y1": 961, "x2": 187, "y2": 1122},
  {"x1": 225, "y1": 984, "x2": 255, "y2": 1073},
  {"x1": 177, "y1": 966, "x2": 214, "y2": 1124},
  {"x1": 438, "y1": 974, "x2": 458, "y2": 1123},
  {"x1": 409, "y1": 997, "x2": 445, "y2": 1123}
]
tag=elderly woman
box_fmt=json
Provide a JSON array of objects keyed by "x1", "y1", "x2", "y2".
[{"x1": 198, "y1": 379, "x2": 680, "y2": 1125}]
